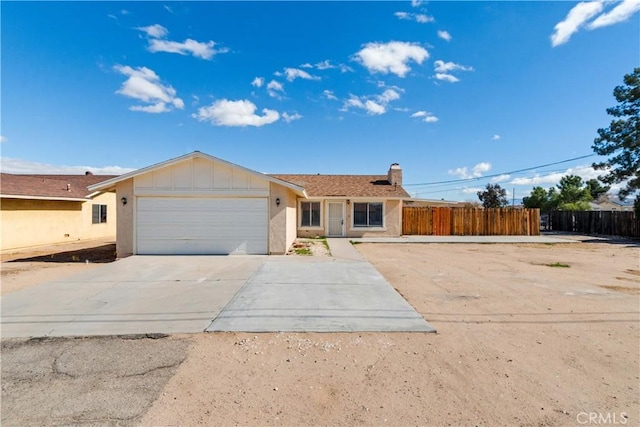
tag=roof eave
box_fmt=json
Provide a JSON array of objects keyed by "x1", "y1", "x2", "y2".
[{"x1": 0, "y1": 194, "x2": 89, "y2": 202}]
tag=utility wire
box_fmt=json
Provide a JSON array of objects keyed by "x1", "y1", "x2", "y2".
[{"x1": 403, "y1": 153, "x2": 596, "y2": 187}]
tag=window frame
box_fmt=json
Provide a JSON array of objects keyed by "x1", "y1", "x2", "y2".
[
  {"x1": 92, "y1": 204, "x2": 108, "y2": 224},
  {"x1": 299, "y1": 200, "x2": 323, "y2": 229},
  {"x1": 351, "y1": 201, "x2": 385, "y2": 229}
]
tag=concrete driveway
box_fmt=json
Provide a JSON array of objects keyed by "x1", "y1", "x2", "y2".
[
  {"x1": 2, "y1": 249, "x2": 434, "y2": 337},
  {"x1": 1, "y1": 256, "x2": 266, "y2": 337}
]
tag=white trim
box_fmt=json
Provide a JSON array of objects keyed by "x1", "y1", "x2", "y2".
[
  {"x1": 87, "y1": 151, "x2": 308, "y2": 198},
  {"x1": 350, "y1": 200, "x2": 386, "y2": 230},
  {"x1": 133, "y1": 189, "x2": 270, "y2": 198},
  {"x1": 326, "y1": 201, "x2": 345, "y2": 237},
  {"x1": 0, "y1": 194, "x2": 88, "y2": 202}
]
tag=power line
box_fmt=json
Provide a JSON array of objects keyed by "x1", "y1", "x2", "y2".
[{"x1": 403, "y1": 154, "x2": 596, "y2": 187}]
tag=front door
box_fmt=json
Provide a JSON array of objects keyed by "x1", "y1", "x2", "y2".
[{"x1": 327, "y1": 202, "x2": 345, "y2": 237}]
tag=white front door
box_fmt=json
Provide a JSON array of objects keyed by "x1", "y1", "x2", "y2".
[{"x1": 327, "y1": 202, "x2": 345, "y2": 237}]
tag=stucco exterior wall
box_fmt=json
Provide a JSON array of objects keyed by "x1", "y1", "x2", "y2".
[
  {"x1": 0, "y1": 192, "x2": 117, "y2": 252},
  {"x1": 296, "y1": 198, "x2": 403, "y2": 238},
  {"x1": 115, "y1": 179, "x2": 134, "y2": 258},
  {"x1": 269, "y1": 183, "x2": 297, "y2": 254}
]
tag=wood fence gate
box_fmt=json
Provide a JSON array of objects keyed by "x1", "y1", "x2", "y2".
[{"x1": 402, "y1": 207, "x2": 540, "y2": 236}]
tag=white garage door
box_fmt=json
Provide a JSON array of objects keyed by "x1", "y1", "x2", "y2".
[{"x1": 136, "y1": 197, "x2": 268, "y2": 255}]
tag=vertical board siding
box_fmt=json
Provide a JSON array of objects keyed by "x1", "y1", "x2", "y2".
[
  {"x1": 402, "y1": 207, "x2": 540, "y2": 236},
  {"x1": 549, "y1": 211, "x2": 639, "y2": 238}
]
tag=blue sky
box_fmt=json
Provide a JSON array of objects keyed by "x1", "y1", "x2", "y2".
[{"x1": 2, "y1": 1, "x2": 638, "y2": 201}]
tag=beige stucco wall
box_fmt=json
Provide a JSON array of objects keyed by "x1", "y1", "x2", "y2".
[
  {"x1": 115, "y1": 179, "x2": 134, "y2": 258},
  {"x1": 269, "y1": 183, "x2": 297, "y2": 254},
  {"x1": 296, "y1": 199, "x2": 403, "y2": 238},
  {"x1": 1, "y1": 192, "x2": 116, "y2": 252}
]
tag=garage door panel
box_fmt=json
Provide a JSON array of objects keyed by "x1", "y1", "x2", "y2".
[{"x1": 136, "y1": 197, "x2": 268, "y2": 255}]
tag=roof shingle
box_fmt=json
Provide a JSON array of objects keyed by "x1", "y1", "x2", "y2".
[
  {"x1": 0, "y1": 174, "x2": 118, "y2": 200},
  {"x1": 270, "y1": 174, "x2": 410, "y2": 198}
]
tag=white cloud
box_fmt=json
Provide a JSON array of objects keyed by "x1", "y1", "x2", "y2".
[
  {"x1": 136, "y1": 24, "x2": 168, "y2": 38},
  {"x1": 0, "y1": 157, "x2": 134, "y2": 175},
  {"x1": 323, "y1": 89, "x2": 338, "y2": 100},
  {"x1": 589, "y1": 0, "x2": 640, "y2": 29},
  {"x1": 148, "y1": 38, "x2": 228, "y2": 60},
  {"x1": 492, "y1": 134, "x2": 501, "y2": 140},
  {"x1": 510, "y1": 165, "x2": 601, "y2": 186},
  {"x1": 449, "y1": 162, "x2": 492, "y2": 179},
  {"x1": 341, "y1": 88, "x2": 402, "y2": 116},
  {"x1": 434, "y1": 73, "x2": 459, "y2": 83},
  {"x1": 163, "y1": 5, "x2": 173, "y2": 13},
  {"x1": 491, "y1": 174, "x2": 511, "y2": 183},
  {"x1": 251, "y1": 77, "x2": 264, "y2": 88},
  {"x1": 550, "y1": 1, "x2": 604, "y2": 47},
  {"x1": 300, "y1": 63, "x2": 313, "y2": 68},
  {"x1": 394, "y1": 11, "x2": 434, "y2": 23},
  {"x1": 266, "y1": 80, "x2": 285, "y2": 98},
  {"x1": 315, "y1": 60, "x2": 334, "y2": 70},
  {"x1": 433, "y1": 60, "x2": 473, "y2": 83},
  {"x1": 461, "y1": 187, "x2": 484, "y2": 194},
  {"x1": 193, "y1": 99, "x2": 279, "y2": 127},
  {"x1": 0, "y1": 136, "x2": 7, "y2": 143},
  {"x1": 437, "y1": 30, "x2": 452, "y2": 41},
  {"x1": 282, "y1": 112, "x2": 302, "y2": 123},
  {"x1": 283, "y1": 67, "x2": 320, "y2": 82},
  {"x1": 364, "y1": 100, "x2": 386, "y2": 115},
  {"x1": 355, "y1": 41, "x2": 429, "y2": 77},
  {"x1": 434, "y1": 60, "x2": 474, "y2": 73},
  {"x1": 411, "y1": 0, "x2": 424, "y2": 7},
  {"x1": 411, "y1": 110, "x2": 438, "y2": 123},
  {"x1": 114, "y1": 65, "x2": 184, "y2": 113}
]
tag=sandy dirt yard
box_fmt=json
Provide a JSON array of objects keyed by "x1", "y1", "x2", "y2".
[
  {"x1": 140, "y1": 240, "x2": 640, "y2": 427},
  {"x1": 2, "y1": 238, "x2": 639, "y2": 426}
]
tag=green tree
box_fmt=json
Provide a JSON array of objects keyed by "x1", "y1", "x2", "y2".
[
  {"x1": 585, "y1": 178, "x2": 610, "y2": 200},
  {"x1": 592, "y1": 67, "x2": 640, "y2": 215},
  {"x1": 556, "y1": 175, "x2": 592, "y2": 207},
  {"x1": 477, "y1": 183, "x2": 508, "y2": 208},
  {"x1": 523, "y1": 186, "x2": 552, "y2": 211}
]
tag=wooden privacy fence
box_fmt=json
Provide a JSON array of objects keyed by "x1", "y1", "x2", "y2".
[
  {"x1": 549, "y1": 210, "x2": 639, "y2": 238},
  {"x1": 402, "y1": 207, "x2": 540, "y2": 236}
]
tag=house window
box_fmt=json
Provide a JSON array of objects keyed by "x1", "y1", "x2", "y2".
[
  {"x1": 300, "y1": 201, "x2": 321, "y2": 227},
  {"x1": 92, "y1": 204, "x2": 107, "y2": 224},
  {"x1": 353, "y1": 202, "x2": 383, "y2": 227}
]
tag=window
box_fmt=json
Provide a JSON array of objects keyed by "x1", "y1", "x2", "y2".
[
  {"x1": 92, "y1": 204, "x2": 107, "y2": 224},
  {"x1": 300, "y1": 201, "x2": 321, "y2": 227},
  {"x1": 353, "y1": 202, "x2": 383, "y2": 227}
]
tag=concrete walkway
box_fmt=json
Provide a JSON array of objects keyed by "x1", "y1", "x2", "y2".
[
  {"x1": 207, "y1": 256, "x2": 434, "y2": 333},
  {"x1": 350, "y1": 235, "x2": 577, "y2": 244},
  {"x1": 326, "y1": 238, "x2": 366, "y2": 261}
]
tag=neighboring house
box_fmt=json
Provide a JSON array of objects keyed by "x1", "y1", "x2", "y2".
[
  {"x1": 588, "y1": 199, "x2": 634, "y2": 212},
  {"x1": 88, "y1": 151, "x2": 411, "y2": 257},
  {"x1": 1, "y1": 173, "x2": 118, "y2": 251}
]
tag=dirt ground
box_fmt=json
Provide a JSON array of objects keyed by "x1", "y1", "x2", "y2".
[
  {"x1": 2, "y1": 238, "x2": 639, "y2": 426},
  {"x1": 141, "y1": 239, "x2": 640, "y2": 426},
  {"x1": 1, "y1": 239, "x2": 116, "y2": 295}
]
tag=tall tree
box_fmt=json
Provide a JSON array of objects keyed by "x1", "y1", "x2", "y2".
[
  {"x1": 477, "y1": 183, "x2": 508, "y2": 208},
  {"x1": 523, "y1": 186, "x2": 552, "y2": 211},
  {"x1": 585, "y1": 178, "x2": 610, "y2": 201},
  {"x1": 556, "y1": 175, "x2": 592, "y2": 205},
  {"x1": 592, "y1": 68, "x2": 640, "y2": 214}
]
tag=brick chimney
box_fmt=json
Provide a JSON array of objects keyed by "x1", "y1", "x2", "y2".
[{"x1": 387, "y1": 163, "x2": 402, "y2": 187}]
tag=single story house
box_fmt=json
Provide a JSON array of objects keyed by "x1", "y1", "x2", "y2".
[
  {"x1": 1, "y1": 173, "x2": 118, "y2": 251},
  {"x1": 88, "y1": 151, "x2": 410, "y2": 257}
]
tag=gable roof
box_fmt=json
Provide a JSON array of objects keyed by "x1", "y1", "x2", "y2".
[
  {"x1": 269, "y1": 174, "x2": 410, "y2": 198},
  {"x1": 87, "y1": 151, "x2": 308, "y2": 197},
  {"x1": 1, "y1": 173, "x2": 119, "y2": 201}
]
